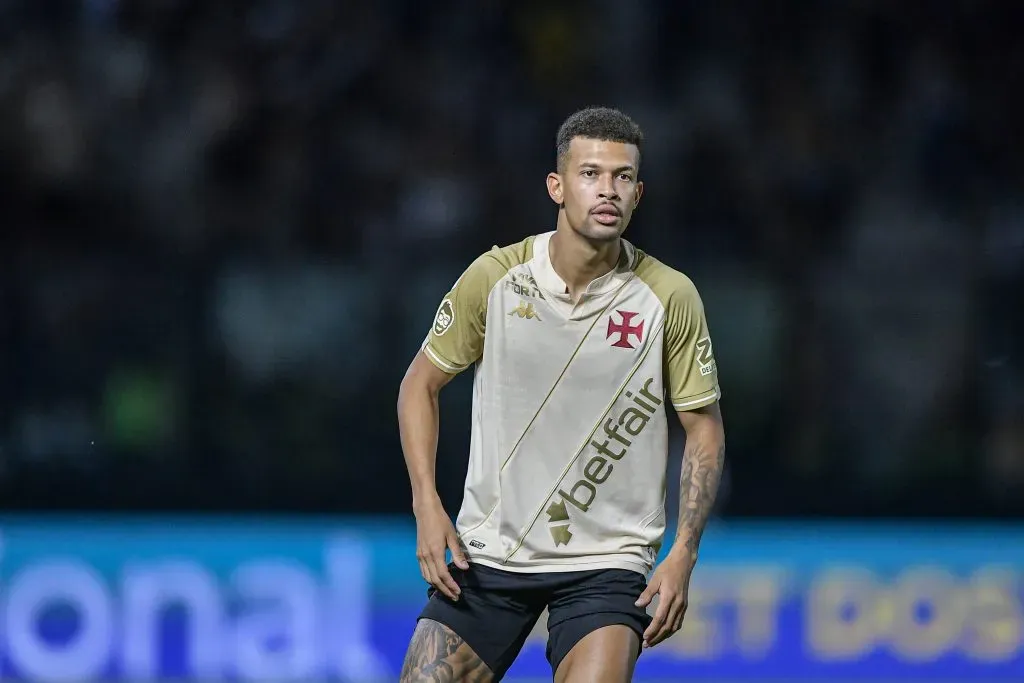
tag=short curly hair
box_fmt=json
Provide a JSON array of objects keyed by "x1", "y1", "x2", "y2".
[{"x1": 556, "y1": 107, "x2": 644, "y2": 172}]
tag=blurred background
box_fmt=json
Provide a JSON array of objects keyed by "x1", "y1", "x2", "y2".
[{"x1": 0, "y1": 0, "x2": 1022, "y2": 681}]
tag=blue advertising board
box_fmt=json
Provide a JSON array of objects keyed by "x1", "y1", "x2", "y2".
[{"x1": 0, "y1": 517, "x2": 1021, "y2": 681}]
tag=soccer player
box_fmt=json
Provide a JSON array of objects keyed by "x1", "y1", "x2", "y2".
[{"x1": 397, "y1": 107, "x2": 726, "y2": 683}]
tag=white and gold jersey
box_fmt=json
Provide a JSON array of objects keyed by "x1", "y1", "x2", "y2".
[{"x1": 422, "y1": 232, "x2": 720, "y2": 576}]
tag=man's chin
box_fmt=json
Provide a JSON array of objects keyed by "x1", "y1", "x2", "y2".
[{"x1": 576, "y1": 222, "x2": 626, "y2": 242}]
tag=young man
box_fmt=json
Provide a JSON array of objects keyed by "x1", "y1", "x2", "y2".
[{"x1": 397, "y1": 107, "x2": 726, "y2": 683}]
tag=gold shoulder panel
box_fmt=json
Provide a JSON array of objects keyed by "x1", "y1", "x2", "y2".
[
  {"x1": 423, "y1": 235, "x2": 535, "y2": 373},
  {"x1": 633, "y1": 251, "x2": 721, "y2": 410}
]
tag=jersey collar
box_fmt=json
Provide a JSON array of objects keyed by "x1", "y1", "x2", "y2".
[{"x1": 530, "y1": 231, "x2": 637, "y2": 301}]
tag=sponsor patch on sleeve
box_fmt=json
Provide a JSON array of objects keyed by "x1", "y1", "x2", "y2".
[{"x1": 433, "y1": 299, "x2": 455, "y2": 336}]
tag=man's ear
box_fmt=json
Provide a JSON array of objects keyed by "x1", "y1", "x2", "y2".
[{"x1": 546, "y1": 172, "x2": 564, "y2": 208}]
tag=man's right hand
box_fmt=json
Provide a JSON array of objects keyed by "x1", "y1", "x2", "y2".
[{"x1": 414, "y1": 496, "x2": 470, "y2": 601}]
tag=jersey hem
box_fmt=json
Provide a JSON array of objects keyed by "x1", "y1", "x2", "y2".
[
  {"x1": 467, "y1": 554, "x2": 651, "y2": 577},
  {"x1": 670, "y1": 386, "x2": 721, "y2": 411}
]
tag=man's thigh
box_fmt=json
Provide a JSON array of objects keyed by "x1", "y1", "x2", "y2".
[
  {"x1": 545, "y1": 568, "x2": 652, "y2": 680},
  {"x1": 401, "y1": 619, "x2": 494, "y2": 682},
  {"x1": 554, "y1": 624, "x2": 640, "y2": 683},
  {"x1": 401, "y1": 563, "x2": 545, "y2": 682}
]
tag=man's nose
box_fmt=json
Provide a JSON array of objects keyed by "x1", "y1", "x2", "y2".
[{"x1": 598, "y1": 176, "x2": 619, "y2": 199}]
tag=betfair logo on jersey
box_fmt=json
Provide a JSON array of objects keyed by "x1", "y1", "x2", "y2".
[
  {"x1": 508, "y1": 300, "x2": 541, "y2": 320},
  {"x1": 433, "y1": 299, "x2": 455, "y2": 336},
  {"x1": 545, "y1": 376, "x2": 663, "y2": 546}
]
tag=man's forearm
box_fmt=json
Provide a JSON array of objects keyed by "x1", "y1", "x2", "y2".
[
  {"x1": 673, "y1": 425, "x2": 725, "y2": 562},
  {"x1": 398, "y1": 382, "x2": 442, "y2": 508}
]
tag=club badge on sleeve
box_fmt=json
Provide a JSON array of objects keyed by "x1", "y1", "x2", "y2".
[{"x1": 433, "y1": 299, "x2": 455, "y2": 336}]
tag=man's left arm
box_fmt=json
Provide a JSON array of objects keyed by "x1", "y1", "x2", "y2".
[
  {"x1": 637, "y1": 403, "x2": 725, "y2": 647},
  {"x1": 635, "y1": 274, "x2": 725, "y2": 648},
  {"x1": 674, "y1": 402, "x2": 726, "y2": 564}
]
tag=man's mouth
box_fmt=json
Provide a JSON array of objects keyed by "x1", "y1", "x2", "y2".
[{"x1": 592, "y1": 204, "x2": 621, "y2": 224}]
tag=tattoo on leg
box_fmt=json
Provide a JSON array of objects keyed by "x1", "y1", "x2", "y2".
[{"x1": 400, "y1": 619, "x2": 495, "y2": 683}]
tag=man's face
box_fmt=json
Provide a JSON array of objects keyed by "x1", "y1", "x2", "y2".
[{"x1": 547, "y1": 137, "x2": 644, "y2": 242}]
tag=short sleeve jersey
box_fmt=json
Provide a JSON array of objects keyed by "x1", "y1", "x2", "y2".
[{"x1": 422, "y1": 232, "x2": 720, "y2": 575}]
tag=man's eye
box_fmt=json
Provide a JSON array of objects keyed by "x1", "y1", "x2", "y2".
[
  {"x1": 619, "y1": 174, "x2": 633, "y2": 181},
  {"x1": 582, "y1": 170, "x2": 596, "y2": 177}
]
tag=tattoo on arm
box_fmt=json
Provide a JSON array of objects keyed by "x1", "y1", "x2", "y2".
[
  {"x1": 400, "y1": 619, "x2": 494, "y2": 683},
  {"x1": 676, "y1": 437, "x2": 726, "y2": 558}
]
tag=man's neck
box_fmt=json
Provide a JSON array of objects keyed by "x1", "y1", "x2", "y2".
[{"x1": 548, "y1": 226, "x2": 622, "y2": 301}]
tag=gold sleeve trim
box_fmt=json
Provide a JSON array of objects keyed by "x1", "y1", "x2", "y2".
[
  {"x1": 423, "y1": 344, "x2": 469, "y2": 374},
  {"x1": 671, "y1": 386, "x2": 721, "y2": 411}
]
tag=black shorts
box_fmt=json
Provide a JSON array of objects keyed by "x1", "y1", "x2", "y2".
[{"x1": 418, "y1": 562, "x2": 652, "y2": 680}]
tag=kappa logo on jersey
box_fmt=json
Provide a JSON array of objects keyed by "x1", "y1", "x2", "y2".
[
  {"x1": 508, "y1": 300, "x2": 541, "y2": 320},
  {"x1": 433, "y1": 299, "x2": 455, "y2": 336},
  {"x1": 607, "y1": 310, "x2": 644, "y2": 349},
  {"x1": 545, "y1": 376, "x2": 662, "y2": 546},
  {"x1": 695, "y1": 336, "x2": 716, "y2": 376}
]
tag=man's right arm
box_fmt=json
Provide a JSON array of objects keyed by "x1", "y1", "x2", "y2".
[
  {"x1": 399, "y1": 251, "x2": 498, "y2": 506},
  {"x1": 398, "y1": 351, "x2": 458, "y2": 511},
  {"x1": 397, "y1": 251, "x2": 507, "y2": 599}
]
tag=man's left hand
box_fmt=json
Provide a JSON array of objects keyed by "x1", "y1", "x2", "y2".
[{"x1": 635, "y1": 551, "x2": 696, "y2": 648}]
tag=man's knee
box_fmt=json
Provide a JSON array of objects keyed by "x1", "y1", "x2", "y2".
[{"x1": 400, "y1": 619, "x2": 495, "y2": 683}]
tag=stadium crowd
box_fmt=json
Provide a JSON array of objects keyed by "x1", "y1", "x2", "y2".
[{"x1": 1, "y1": 0, "x2": 1021, "y2": 517}]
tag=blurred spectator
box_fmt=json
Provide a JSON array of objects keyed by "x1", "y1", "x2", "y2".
[{"x1": 0, "y1": 0, "x2": 1021, "y2": 518}]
